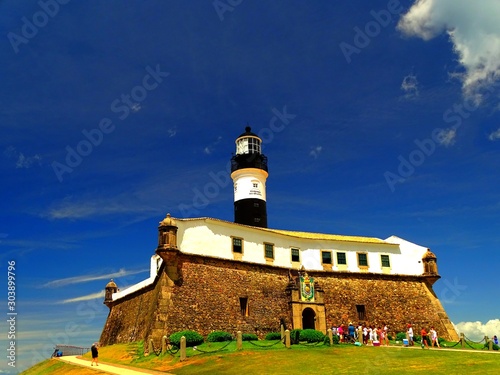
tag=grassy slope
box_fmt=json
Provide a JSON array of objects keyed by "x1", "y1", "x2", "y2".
[{"x1": 22, "y1": 341, "x2": 500, "y2": 375}]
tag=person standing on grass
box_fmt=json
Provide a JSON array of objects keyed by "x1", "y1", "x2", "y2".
[
  {"x1": 407, "y1": 324, "x2": 414, "y2": 346},
  {"x1": 430, "y1": 327, "x2": 440, "y2": 348},
  {"x1": 363, "y1": 325, "x2": 369, "y2": 345},
  {"x1": 420, "y1": 328, "x2": 429, "y2": 349},
  {"x1": 383, "y1": 324, "x2": 390, "y2": 346},
  {"x1": 338, "y1": 324, "x2": 344, "y2": 343},
  {"x1": 91, "y1": 342, "x2": 99, "y2": 366},
  {"x1": 348, "y1": 322, "x2": 356, "y2": 341}
]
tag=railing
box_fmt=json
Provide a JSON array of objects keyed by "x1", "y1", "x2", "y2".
[
  {"x1": 231, "y1": 153, "x2": 268, "y2": 172},
  {"x1": 52, "y1": 345, "x2": 90, "y2": 357}
]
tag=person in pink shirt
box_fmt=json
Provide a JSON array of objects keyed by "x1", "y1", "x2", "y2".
[{"x1": 338, "y1": 324, "x2": 344, "y2": 343}]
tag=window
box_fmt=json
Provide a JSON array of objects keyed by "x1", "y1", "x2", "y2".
[
  {"x1": 337, "y1": 252, "x2": 347, "y2": 265},
  {"x1": 265, "y1": 243, "x2": 274, "y2": 259},
  {"x1": 232, "y1": 237, "x2": 242, "y2": 253},
  {"x1": 356, "y1": 305, "x2": 366, "y2": 320},
  {"x1": 248, "y1": 137, "x2": 261, "y2": 153},
  {"x1": 381, "y1": 254, "x2": 390, "y2": 268},
  {"x1": 321, "y1": 251, "x2": 332, "y2": 265},
  {"x1": 240, "y1": 297, "x2": 249, "y2": 317},
  {"x1": 291, "y1": 248, "x2": 300, "y2": 262},
  {"x1": 357, "y1": 253, "x2": 368, "y2": 267}
]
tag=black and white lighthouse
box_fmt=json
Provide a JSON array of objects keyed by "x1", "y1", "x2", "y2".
[{"x1": 230, "y1": 127, "x2": 268, "y2": 228}]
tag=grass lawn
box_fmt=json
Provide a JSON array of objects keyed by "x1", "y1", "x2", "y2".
[{"x1": 72, "y1": 340, "x2": 500, "y2": 375}]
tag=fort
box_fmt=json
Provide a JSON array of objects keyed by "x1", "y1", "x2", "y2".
[{"x1": 99, "y1": 126, "x2": 459, "y2": 347}]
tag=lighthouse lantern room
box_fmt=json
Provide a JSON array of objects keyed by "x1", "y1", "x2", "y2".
[{"x1": 230, "y1": 127, "x2": 269, "y2": 228}]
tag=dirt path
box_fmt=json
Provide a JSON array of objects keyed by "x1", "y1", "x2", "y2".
[{"x1": 57, "y1": 355, "x2": 173, "y2": 375}]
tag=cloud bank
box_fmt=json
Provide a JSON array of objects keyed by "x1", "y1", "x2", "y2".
[
  {"x1": 398, "y1": 0, "x2": 500, "y2": 99},
  {"x1": 454, "y1": 319, "x2": 500, "y2": 342}
]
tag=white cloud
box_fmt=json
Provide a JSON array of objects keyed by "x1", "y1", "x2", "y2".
[
  {"x1": 60, "y1": 290, "x2": 105, "y2": 304},
  {"x1": 204, "y1": 136, "x2": 223, "y2": 155},
  {"x1": 310, "y1": 146, "x2": 322, "y2": 159},
  {"x1": 436, "y1": 128, "x2": 456, "y2": 147},
  {"x1": 167, "y1": 127, "x2": 177, "y2": 137},
  {"x1": 398, "y1": 0, "x2": 500, "y2": 99},
  {"x1": 488, "y1": 128, "x2": 500, "y2": 141},
  {"x1": 43, "y1": 268, "x2": 147, "y2": 288},
  {"x1": 401, "y1": 73, "x2": 420, "y2": 99},
  {"x1": 45, "y1": 195, "x2": 160, "y2": 220},
  {"x1": 3, "y1": 146, "x2": 42, "y2": 168},
  {"x1": 454, "y1": 319, "x2": 500, "y2": 342}
]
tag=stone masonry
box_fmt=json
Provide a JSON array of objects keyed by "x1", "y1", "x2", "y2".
[{"x1": 100, "y1": 253, "x2": 458, "y2": 347}]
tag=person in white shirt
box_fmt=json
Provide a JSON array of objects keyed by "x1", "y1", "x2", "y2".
[
  {"x1": 407, "y1": 324, "x2": 414, "y2": 346},
  {"x1": 430, "y1": 327, "x2": 440, "y2": 348}
]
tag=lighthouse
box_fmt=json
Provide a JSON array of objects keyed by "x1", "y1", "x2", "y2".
[{"x1": 230, "y1": 126, "x2": 268, "y2": 228}]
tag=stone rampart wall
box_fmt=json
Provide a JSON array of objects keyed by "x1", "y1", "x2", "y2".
[{"x1": 100, "y1": 253, "x2": 457, "y2": 346}]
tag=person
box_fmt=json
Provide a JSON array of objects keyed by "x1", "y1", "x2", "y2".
[
  {"x1": 372, "y1": 326, "x2": 378, "y2": 343},
  {"x1": 493, "y1": 335, "x2": 498, "y2": 345},
  {"x1": 91, "y1": 342, "x2": 99, "y2": 366},
  {"x1": 407, "y1": 324, "x2": 414, "y2": 346},
  {"x1": 363, "y1": 326, "x2": 368, "y2": 345},
  {"x1": 430, "y1": 327, "x2": 440, "y2": 348},
  {"x1": 383, "y1": 324, "x2": 390, "y2": 346},
  {"x1": 338, "y1": 324, "x2": 344, "y2": 343},
  {"x1": 348, "y1": 322, "x2": 356, "y2": 341},
  {"x1": 420, "y1": 328, "x2": 429, "y2": 349}
]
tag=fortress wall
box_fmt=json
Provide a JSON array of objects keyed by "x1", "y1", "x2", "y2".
[
  {"x1": 152, "y1": 255, "x2": 291, "y2": 341},
  {"x1": 317, "y1": 274, "x2": 456, "y2": 340},
  {"x1": 101, "y1": 254, "x2": 457, "y2": 346},
  {"x1": 99, "y1": 279, "x2": 161, "y2": 346}
]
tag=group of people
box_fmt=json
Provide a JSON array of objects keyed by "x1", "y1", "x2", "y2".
[
  {"x1": 332, "y1": 322, "x2": 390, "y2": 346},
  {"x1": 407, "y1": 324, "x2": 440, "y2": 348}
]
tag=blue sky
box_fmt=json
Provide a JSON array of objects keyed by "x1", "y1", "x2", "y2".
[{"x1": 1, "y1": 0, "x2": 500, "y2": 372}]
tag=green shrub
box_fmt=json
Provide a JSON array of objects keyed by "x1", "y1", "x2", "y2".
[
  {"x1": 207, "y1": 331, "x2": 233, "y2": 342},
  {"x1": 290, "y1": 329, "x2": 302, "y2": 344},
  {"x1": 299, "y1": 329, "x2": 325, "y2": 343},
  {"x1": 242, "y1": 333, "x2": 258, "y2": 341},
  {"x1": 395, "y1": 332, "x2": 407, "y2": 341},
  {"x1": 169, "y1": 330, "x2": 204, "y2": 347},
  {"x1": 493, "y1": 344, "x2": 499, "y2": 351},
  {"x1": 332, "y1": 334, "x2": 340, "y2": 344},
  {"x1": 265, "y1": 332, "x2": 282, "y2": 340}
]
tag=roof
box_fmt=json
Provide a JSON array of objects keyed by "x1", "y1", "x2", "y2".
[
  {"x1": 176, "y1": 217, "x2": 391, "y2": 245},
  {"x1": 259, "y1": 228, "x2": 388, "y2": 244},
  {"x1": 237, "y1": 126, "x2": 259, "y2": 139}
]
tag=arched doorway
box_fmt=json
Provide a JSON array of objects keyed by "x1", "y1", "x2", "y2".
[{"x1": 302, "y1": 307, "x2": 316, "y2": 330}]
